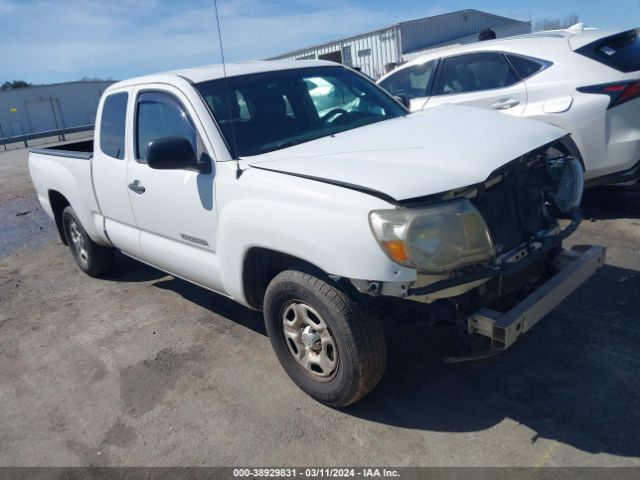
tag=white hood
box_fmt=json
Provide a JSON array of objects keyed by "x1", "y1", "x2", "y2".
[{"x1": 243, "y1": 105, "x2": 566, "y2": 201}]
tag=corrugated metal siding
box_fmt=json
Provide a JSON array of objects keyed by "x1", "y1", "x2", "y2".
[
  {"x1": 344, "y1": 27, "x2": 400, "y2": 79},
  {"x1": 272, "y1": 27, "x2": 401, "y2": 79},
  {"x1": 401, "y1": 22, "x2": 532, "y2": 61},
  {"x1": 400, "y1": 10, "x2": 519, "y2": 54},
  {"x1": 268, "y1": 9, "x2": 528, "y2": 80},
  {"x1": 0, "y1": 81, "x2": 114, "y2": 137}
]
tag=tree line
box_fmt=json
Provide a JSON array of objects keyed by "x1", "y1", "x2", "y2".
[
  {"x1": 1, "y1": 77, "x2": 114, "y2": 90},
  {"x1": 1, "y1": 80, "x2": 32, "y2": 90},
  {"x1": 534, "y1": 14, "x2": 580, "y2": 32}
]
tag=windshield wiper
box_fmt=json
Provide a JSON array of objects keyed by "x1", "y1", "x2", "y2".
[
  {"x1": 253, "y1": 117, "x2": 389, "y2": 156},
  {"x1": 258, "y1": 139, "x2": 308, "y2": 154}
]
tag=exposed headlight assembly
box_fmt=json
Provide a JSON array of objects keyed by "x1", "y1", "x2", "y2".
[
  {"x1": 369, "y1": 199, "x2": 495, "y2": 273},
  {"x1": 548, "y1": 157, "x2": 584, "y2": 214}
]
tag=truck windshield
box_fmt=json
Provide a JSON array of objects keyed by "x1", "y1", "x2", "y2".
[{"x1": 194, "y1": 66, "x2": 407, "y2": 157}]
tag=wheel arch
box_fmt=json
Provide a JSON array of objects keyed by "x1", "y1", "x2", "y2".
[
  {"x1": 241, "y1": 247, "x2": 329, "y2": 310},
  {"x1": 48, "y1": 190, "x2": 71, "y2": 245},
  {"x1": 559, "y1": 134, "x2": 586, "y2": 172}
]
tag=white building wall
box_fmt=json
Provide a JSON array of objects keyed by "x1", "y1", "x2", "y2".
[
  {"x1": 0, "y1": 81, "x2": 114, "y2": 138},
  {"x1": 268, "y1": 9, "x2": 531, "y2": 80},
  {"x1": 282, "y1": 27, "x2": 401, "y2": 79},
  {"x1": 401, "y1": 21, "x2": 532, "y2": 62},
  {"x1": 346, "y1": 28, "x2": 401, "y2": 79}
]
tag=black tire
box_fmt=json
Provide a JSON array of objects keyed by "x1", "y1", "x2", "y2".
[
  {"x1": 62, "y1": 206, "x2": 113, "y2": 277},
  {"x1": 264, "y1": 267, "x2": 386, "y2": 407}
]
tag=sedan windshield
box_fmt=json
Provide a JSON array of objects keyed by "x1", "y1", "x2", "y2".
[{"x1": 195, "y1": 66, "x2": 407, "y2": 157}]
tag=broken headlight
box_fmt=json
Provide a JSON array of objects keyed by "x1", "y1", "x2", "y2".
[
  {"x1": 548, "y1": 157, "x2": 584, "y2": 213},
  {"x1": 369, "y1": 199, "x2": 495, "y2": 273}
]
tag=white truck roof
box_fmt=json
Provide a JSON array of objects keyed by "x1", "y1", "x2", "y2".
[{"x1": 109, "y1": 59, "x2": 338, "y2": 90}]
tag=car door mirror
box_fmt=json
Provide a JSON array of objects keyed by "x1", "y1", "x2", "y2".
[
  {"x1": 394, "y1": 94, "x2": 411, "y2": 109},
  {"x1": 146, "y1": 137, "x2": 208, "y2": 172}
]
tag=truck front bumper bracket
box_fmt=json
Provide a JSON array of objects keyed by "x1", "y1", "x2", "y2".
[{"x1": 468, "y1": 245, "x2": 606, "y2": 352}]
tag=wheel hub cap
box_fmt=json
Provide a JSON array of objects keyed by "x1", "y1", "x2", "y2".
[
  {"x1": 69, "y1": 221, "x2": 89, "y2": 267},
  {"x1": 281, "y1": 302, "x2": 338, "y2": 379},
  {"x1": 301, "y1": 326, "x2": 321, "y2": 350}
]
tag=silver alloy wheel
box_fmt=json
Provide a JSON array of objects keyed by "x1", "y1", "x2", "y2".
[
  {"x1": 282, "y1": 301, "x2": 338, "y2": 379},
  {"x1": 69, "y1": 220, "x2": 89, "y2": 268}
]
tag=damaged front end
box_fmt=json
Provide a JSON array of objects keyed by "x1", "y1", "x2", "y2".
[
  {"x1": 355, "y1": 138, "x2": 605, "y2": 358},
  {"x1": 408, "y1": 139, "x2": 585, "y2": 301}
]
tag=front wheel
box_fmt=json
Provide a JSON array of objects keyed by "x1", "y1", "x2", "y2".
[{"x1": 263, "y1": 268, "x2": 386, "y2": 407}]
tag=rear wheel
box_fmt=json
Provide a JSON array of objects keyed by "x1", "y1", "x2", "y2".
[
  {"x1": 62, "y1": 206, "x2": 113, "y2": 277},
  {"x1": 264, "y1": 267, "x2": 386, "y2": 407}
]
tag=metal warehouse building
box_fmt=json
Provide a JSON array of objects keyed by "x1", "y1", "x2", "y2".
[
  {"x1": 268, "y1": 9, "x2": 531, "y2": 79},
  {"x1": 0, "y1": 80, "x2": 114, "y2": 139}
]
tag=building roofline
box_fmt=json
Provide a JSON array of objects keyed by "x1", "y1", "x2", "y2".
[
  {"x1": 267, "y1": 8, "x2": 526, "y2": 59},
  {"x1": 267, "y1": 25, "x2": 401, "y2": 59},
  {"x1": 397, "y1": 8, "x2": 523, "y2": 28},
  {"x1": 401, "y1": 20, "x2": 531, "y2": 54},
  {"x1": 0, "y1": 80, "x2": 116, "y2": 94}
]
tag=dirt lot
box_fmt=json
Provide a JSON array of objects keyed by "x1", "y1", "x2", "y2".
[{"x1": 1, "y1": 144, "x2": 639, "y2": 467}]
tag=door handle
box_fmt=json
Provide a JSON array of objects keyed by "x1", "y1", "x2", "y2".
[
  {"x1": 490, "y1": 98, "x2": 520, "y2": 110},
  {"x1": 128, "y1": 180, "x2": 146, "y2": 194}
]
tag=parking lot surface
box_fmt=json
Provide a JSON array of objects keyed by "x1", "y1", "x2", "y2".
[{"x1": 1, "y1": 145, "x2": 639, "y2": 466}]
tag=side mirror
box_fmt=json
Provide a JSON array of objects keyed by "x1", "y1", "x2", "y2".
[
  {"x1": 394, "y1": 94, "x2": 411, "y2": 109},
  {"x1": 147, "y1": 137, "x2": 207, "y2": 172}
]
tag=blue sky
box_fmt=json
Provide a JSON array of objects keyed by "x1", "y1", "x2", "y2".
[{"x1": 1, "y1": 0, "x2": 638, "y2": 84}]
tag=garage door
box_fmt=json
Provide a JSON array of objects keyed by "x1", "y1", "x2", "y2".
[
  {"x1": 11, "y1": 120, "x2": 24, "y2": 136},
  {"x1": 26, "y1": 99, "x2": 63, "y2": 134}
]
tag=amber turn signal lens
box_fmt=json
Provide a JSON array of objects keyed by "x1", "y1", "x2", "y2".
[
  {"x1": 381, "y1": 240, "x2": 409, "y2": 263},
  {"x1": 369, "y1": 199, "x2": 495, "y2": 272}
]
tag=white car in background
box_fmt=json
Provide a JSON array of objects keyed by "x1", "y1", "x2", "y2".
[{"x1": 378, "y1": 26, "x2": 640, "y2": 186}]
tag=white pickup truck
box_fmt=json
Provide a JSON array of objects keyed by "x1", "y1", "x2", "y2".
[{"x1": 29, "y1": 60, "x2": 605, "y2": 406}]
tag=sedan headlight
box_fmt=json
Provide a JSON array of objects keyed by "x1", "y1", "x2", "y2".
[{"x1": 369, "y1": 199, "x2": 495, "y2": 273}]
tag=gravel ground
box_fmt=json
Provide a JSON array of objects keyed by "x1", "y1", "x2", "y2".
[{"x1": 0, "y1": 145, "x2": 639, "y2": 467}]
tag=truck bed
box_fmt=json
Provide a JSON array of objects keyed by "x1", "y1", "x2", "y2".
[
  {"x1": 28, "y1": 139, "x2": 105, "y2": 245},
  {"x1": 30, "y1": 140, "x2": 94, "y2": 160}
]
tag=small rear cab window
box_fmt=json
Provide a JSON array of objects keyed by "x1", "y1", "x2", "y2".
[
  {"x1": 577, "y1": 29, "x2": 640, "y2": 73},
  {"x1": 99, "y1": 92, "x2": 128, "y2": 160}
]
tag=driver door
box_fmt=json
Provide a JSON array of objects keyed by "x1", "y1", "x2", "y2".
[{"x1": 126, "y1": 85, "x2": 224, "y2": 292}]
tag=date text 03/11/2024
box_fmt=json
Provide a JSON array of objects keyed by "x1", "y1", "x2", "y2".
[{"x1": 232, "y1": 468, "x2": 401, "y2": 477}]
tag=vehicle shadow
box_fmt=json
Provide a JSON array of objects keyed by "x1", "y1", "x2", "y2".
[
  {"x1": 104, "y1": 256, "x2": 639, "y2": 457},
  {"x1": 99, "y1": 253, "x2": 266, "y2": 333},
  {"x1": 345, "y1": 263, "x2": 640, "y2": 457},
  {"x1": 582, "y1": 186, "x2": 640, "y2": 220},
  {"x1": 153, "y1": 277, "x2": 266, "y2": 336},
  {"x1": 100, "y1": 252, "x2": 167, "y2": 283}
]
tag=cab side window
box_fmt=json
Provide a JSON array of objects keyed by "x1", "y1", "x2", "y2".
[
  {"x1": 434, "y1": 53, "x2": 519, "y2": 95},
  {"x1": 99, "y1": 92, "x2": 128, "y2": 160},
  {"x1": 135, "y1": 91, "x2": 197, "y2": 162},
  {"x1": 379, "y1": 61, "x2": 436, "y2": 99}
]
